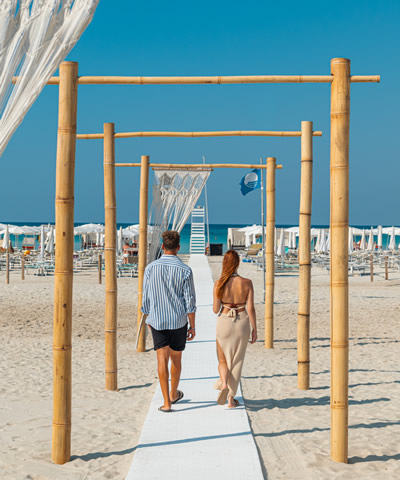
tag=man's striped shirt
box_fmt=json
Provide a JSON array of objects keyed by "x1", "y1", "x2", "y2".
[{"x1": 141, "y1": 254, "x2": 196, "y2": 330}]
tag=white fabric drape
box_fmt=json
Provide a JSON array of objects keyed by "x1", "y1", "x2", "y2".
[
  {"x1": 0, "y1": 0, "x2": 99, "y2": 157},
  {"x1": 148, "y1": 169, "x2": 211, "y2": 262}
]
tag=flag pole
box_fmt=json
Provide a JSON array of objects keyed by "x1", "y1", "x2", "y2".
[{"x1": 260, "y1": 158, "x2": 265, "y2": 302}]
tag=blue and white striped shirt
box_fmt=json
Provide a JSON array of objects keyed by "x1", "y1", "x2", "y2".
[{"x1": 141, "y1": 254, "x2": 196, "y2": 330}]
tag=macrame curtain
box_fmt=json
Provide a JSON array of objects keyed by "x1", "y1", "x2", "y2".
[
  {"x1": 148, "y1": 169, "x2": 211, "y2": 261},
  {"x1": 0, "y1": 0, "x2": 99, "y2": 157}
]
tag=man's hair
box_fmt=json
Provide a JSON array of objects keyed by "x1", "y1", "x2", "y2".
[{"x1": 162, "y1": 230, "x2": 180, "y2": 251}]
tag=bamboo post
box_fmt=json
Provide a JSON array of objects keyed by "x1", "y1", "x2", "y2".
[
  {"x1": 370, "y1": 255, "x2": 374, "y2": 282},
  {"x1": 52, "y1": 61, "x2": 78, "y2": 465},
  {"x1": 6, "y1": 252, "x2": 9, "y2": 284},
  {"x1": 98, "y1": 254, "x2": 102, "y2": 284},
  {"x1": 104, "y1": 123, "x2": 118, "y2": 391},
  {"x1": 330, "y1": 57, "x2": 350, "y2": 464},
  {"x1": 385, "y1": 256, "x2": 388, "y2": 280},
  {"x1": 21, "y1": 254, "x2": 25, "y2": 280},
  {"x1": 298, "y1": 121, "x2": 313, "y2": 389},
  {"x1": 265, "y1": 157, "x2": 276, "y2": 349},
  {"x1": 137, "y1": 155, "x2": 150, "y2": 352}
]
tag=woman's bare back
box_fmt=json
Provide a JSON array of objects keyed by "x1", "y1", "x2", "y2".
[{"x1": 221, "y1": 275, "x2": 251, "y2": 305}]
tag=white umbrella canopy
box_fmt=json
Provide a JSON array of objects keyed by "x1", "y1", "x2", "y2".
[
  {"x1": 377, "y1": 225, "x2": 383, "y2": 249},
  {"x1": 45, "y1": 227, "x2": 55, "y2": 254},
  {"x1": 359, "y1": 230, "x2": 366, "y2": 250},
  {"x1": 277, "y1": 228, "x2": 285, "y2": 257},
  {"x1": 315, "y1": 229, "x2": 322, "y2": 252},
  {"x1": 2, "y1": 224, "x2": 10, "y2": 249},
  {"x1": 117, "y1": 227, "x2": 123, "y2": 256},
  {"x1": 348, "y1": 227, "x2": 354, "y2": 254},
  {"x1": 367, "y1": 227, "x2": 374, "y2": 251},
  {"x1": 40, "y1": 225, "x2": 45, "y2": 260},
  {"x1": 75, "y1": 223, "x2": 104, "y2": 234},
  {"x1": 388, "y1": 226, "x2": 396, "y2": 250}
]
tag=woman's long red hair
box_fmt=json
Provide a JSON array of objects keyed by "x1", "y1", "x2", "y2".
[{"x1": 216, "y1": 250, "x2": 240, "y2": 299}]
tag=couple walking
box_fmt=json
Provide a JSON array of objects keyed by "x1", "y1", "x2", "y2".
[{"x1": 141, "y1": 230, "x2": 257, "y2": 412}]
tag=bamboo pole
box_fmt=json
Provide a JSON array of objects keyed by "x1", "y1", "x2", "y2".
[
  {"x1": 18, "y1": 74, "x2": 378, "y2": 86},
  {"x1": 298, "y1": 121, "x2": 313, "y2": 389},
  {"x1": 52, "y1": 61, "x2": 78, "y2": 465},
  {"x1": 77, "y1": 130, "x2": 323, "y2": 140},
  {"x1": 6, "y1": 252, "x2": 9, "y2": 284},
  {"x1": 265, "y1": 157, "x2": 276, "y2": 349},
  {"x1": 98, "y1": 254, "x2": 102, "y2": 284},
  {"x1": 115, "y1": 163, "x2": 283, "y2": 169},
  {"x1": 330, "y1": 58, "x2": 350, "y2": 464},
  {"x1": 104, "y1": 123, "x2": 118, "y2": 391},
  {"x1": 385, "y1": 256, "x2": 389, "y2": 280},
  {"x1": 370, "y1": 255, "x2": 374, "y2": 282},
  {"x1": 137, "y1": 155, "x2": 150, "y2": 353},
  {"x1": 21, "y1": 254, "x2": 25, "y2": 280}
]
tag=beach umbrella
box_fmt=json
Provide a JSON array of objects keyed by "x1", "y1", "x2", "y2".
[
  {"x1": 117, "y1": 226, "x2": 123, "y2": 256},
  {"x1": 45, "y1": 226, "x2": 55, "y2": 254},
  {"x1": 367, "y1": 227, "x2": 374, "y2": 251},
  {"x1": 348, "y1": 227, "x2": 354, "y2": 254},
  {"x1": 40, "y1": 225, "x2": 45, "y2": 259},
  {"x1": 359, "y1": 230, "x2": 366, "y2": 250},
  {"x1": 388, "y1": 226, "x2": 396, "y2": 250},
  {"x1": 277, "y1": 228, "x2": 285, "y2": 257},
  {"x1": 2, "y1": 224, "x2": 10, "y2": 249},
  {"x1": 274, "y1": 227, "x2": 277, "y2": 254},
  {"x1": 377, "y1": 225, "x2": 383, "y2": 249},
  {"x1": 323, "y1": 231, "x2": 330, "y2": 253},
  {"x1": 315, "y1": 229, "x2": 322, "y2": 252}
]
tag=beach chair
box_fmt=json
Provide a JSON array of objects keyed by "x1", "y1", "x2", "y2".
[{"x1": 243, "y1": 243, "x2": 263, "y2": 262}]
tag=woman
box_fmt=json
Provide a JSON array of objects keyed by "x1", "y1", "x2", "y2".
[{"x1": 213, "y1": 250, "x2": 257, "y2": 407}]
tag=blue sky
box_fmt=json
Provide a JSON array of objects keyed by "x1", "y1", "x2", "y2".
[{"x1": 1, "y1": 0, "x2": 399, "y2": 225}]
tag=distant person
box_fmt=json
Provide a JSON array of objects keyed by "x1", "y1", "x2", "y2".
[
  {"x1": 213, "y1": 250, "x2": 257, "y2": 408},
  {"x1": 141, "y1": 230, "x2": 196, "y2": 412},
  {"x1": 123, "y1": 241, "x2": 130, "y2": 264}
]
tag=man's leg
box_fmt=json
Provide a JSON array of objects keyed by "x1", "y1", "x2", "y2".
[
  {"x1": 169, "y1": 348, "x2": 183, "y2": 402},
  {"x1": 156, "y1": 346, "x2": 171, "y2": 410}
]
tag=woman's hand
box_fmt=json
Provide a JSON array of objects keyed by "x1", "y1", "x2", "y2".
[{"x1": 250, "y1": 329, "x2": 257, "y2": 344}]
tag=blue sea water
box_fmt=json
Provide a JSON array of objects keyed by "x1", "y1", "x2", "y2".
[{"x1": 3, "y1": 221, "x2": 397, "y2": 254}]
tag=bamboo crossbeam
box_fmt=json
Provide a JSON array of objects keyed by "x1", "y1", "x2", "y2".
[
  {"x1": 19, "y1": 74, "x2": 379, "y2": 85},
  {"x1": 115, "y1": 163, "x2": 283, "y2": 169},
  {"x1": 77, "y1": 130, "x2": 323, "y2": 139}
]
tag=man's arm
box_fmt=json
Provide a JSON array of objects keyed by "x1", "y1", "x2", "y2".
[
  {"x1": 141, "y1": 267, "x2": 151, "y2": 314},
  {"x1": 184, "y1": 269, "x2": 196, "y2": 340}
]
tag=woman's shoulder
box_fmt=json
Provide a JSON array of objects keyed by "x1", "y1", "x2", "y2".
[{"x1": 237, "y1": 275, "x2": 252, "y2": 283}]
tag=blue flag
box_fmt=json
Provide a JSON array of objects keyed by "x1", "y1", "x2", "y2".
[{"x1": 239, "y1": 169, "x2": 261, "y2": 196}]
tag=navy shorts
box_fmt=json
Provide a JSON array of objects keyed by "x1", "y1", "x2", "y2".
[{"x1": 150, "y1": 324, "x2": 188, "y2": 351}]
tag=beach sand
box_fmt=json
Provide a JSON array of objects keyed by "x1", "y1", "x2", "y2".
[{"x1": 0, "y1": 256, "x2": 399, "y2": 479}]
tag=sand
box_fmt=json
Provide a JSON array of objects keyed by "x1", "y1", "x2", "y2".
[{"x1": 1, "y1": 256, "x2": 399, "y2": 479}]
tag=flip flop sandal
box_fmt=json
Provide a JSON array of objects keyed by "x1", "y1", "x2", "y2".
[
  {"x1": 158, "y1": 406, "x2": 172, "y2": 412},
  {"x1": 228, "y1": 398, "x2": 240, "y2": 408},
  {"x1": 171, "y1": 390, "x2": 184, "y2": 404},
  {"x1": 217, "y1": 387, "x2": 229, "y2": 405}
]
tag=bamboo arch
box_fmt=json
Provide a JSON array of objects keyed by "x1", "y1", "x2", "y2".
[
  {"x1": 51, "y1": 59, "x2": 380, "y2": 464},
  {"x1": 77, "y1": 125, "x2": 319, "y2": 386}
]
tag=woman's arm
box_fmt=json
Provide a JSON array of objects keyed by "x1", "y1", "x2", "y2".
[
  {"x1": 213, "y1": 282, "x2": 222, "y2": 314},
  {"x1": 246, "y1": 280, "x2": 257, "y2": 344}
]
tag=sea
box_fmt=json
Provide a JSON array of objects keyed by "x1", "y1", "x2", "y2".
[{"x1": 3, "y1": 222, "x2": 396, "y2": 254}]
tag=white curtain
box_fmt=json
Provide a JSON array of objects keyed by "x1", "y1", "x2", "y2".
[
  {"x1": 0, "y1": 0, "x2": 99, "y2": 157},
  {"x1": 148, "y1": 169, "x2": 211, "y2": 261}
]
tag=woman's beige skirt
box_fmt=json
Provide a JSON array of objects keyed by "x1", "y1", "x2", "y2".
[{"x1": 214, "y1": 311, "x2": 250, "y2": 397}]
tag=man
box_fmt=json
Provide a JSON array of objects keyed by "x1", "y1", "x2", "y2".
[{"x1": 141, "y1": 230, "x2": 196, "y2": 412}]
